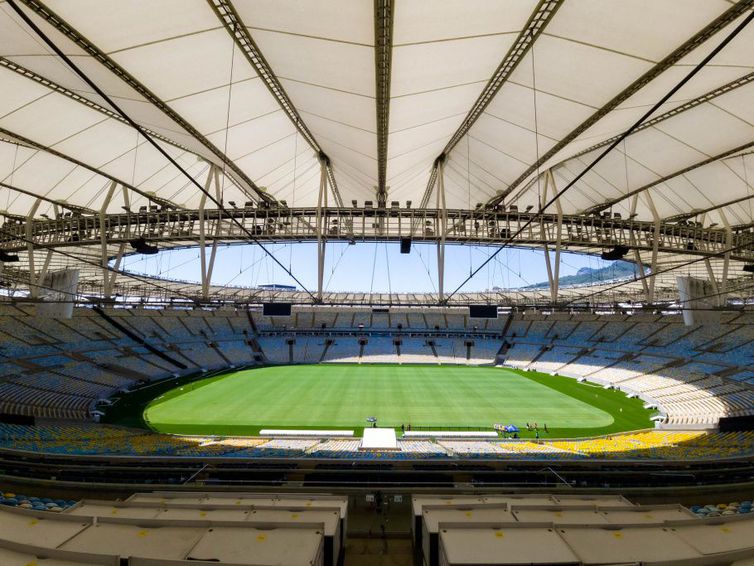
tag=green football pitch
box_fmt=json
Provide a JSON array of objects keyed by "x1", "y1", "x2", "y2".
[{"x1": 141, "y1": 365, "x2": 653, "y2": 437}]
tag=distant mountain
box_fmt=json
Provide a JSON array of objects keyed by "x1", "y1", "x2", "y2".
[{"x1": 523, "y1": 260, "x2": 642, "y2": 290}]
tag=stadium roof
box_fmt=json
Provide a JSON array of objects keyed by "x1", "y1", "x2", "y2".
[{"x1": 1, "y1": 0, "x2": 754, "y2": 305}]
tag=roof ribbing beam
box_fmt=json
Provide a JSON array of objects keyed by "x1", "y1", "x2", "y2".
[
  {"x1": 487, "y1": 0, "x2": 754, "y2": 208},
  {"x1": 665, "y1": 192, "x2": 754, "y2": 224},
  {"x1": 0, "y1": 56, "x2": 206, "y2": 160},
  {"x1": 419, "y1": 0, "x2": 564, "y2": 208},
  {"x1": 374, "y1": 0, "x2": 394, "y2": 207},
  {"x1": 15, "y1": 0, "x2": 274, "y2": 205},
  {"x1": 0, "y1": 128, "x2": 181, "y2": 210},
  {"x1": 0, "y1": 181, "x2": 95, "y2": 215},
  {"x1": 7, "y1": 0, "x2": 316, "y2": 299},
  {"x1": 581, "y1": 140, "x2": 754, "y2": 216},
  {"x1": 207, "y1": 0, "x2": 343, "y2": 207},
  {"x1": 567, "y1": 70, "x2": 754, "y2": 163}
]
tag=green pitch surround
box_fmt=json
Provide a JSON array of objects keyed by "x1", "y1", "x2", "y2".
[{"x1": 141, "y1": 365, "x2": 654, "y2": 437}]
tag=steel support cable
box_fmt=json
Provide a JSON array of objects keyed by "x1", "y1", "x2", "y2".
[
  {"x1": 560, "y1": 237, "x2": 754, "y2": 308},
  {"x1": 0, "y1": 127, "x2": 181, "y2": 210},
  {"x1": 207, "y1": 0, "x2": 343, "y2": 207},
  {"x1": 442, "y1": 7, "x2": 754, "y2": 304},
  {"x1": 489, "y1": 0, "x2": 754, "y2": 207},
  {"x1": 0, "y1": 226, "x2": 205, "y2": 303},
  {"x1": 4, "y1": 0, "x2": 316, "y2": 301},
  {"x1": 563, "y1": 70, "x2": 754, "y2": 180},
  {"x1": 419, "y1": 0, "x2": 564, "y2": 209},
  {"x1": 324, "y1": 242, "x2": 351, "y2": 292},
  {"x1": 15, "y1": 0, "x2": 270, "y2": 205}
]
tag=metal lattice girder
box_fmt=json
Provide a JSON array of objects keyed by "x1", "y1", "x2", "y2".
[
  {"x1": 581, "y1": 140, "x2": 754, "y2": 216},
  {"x1": 0, "y1": 181, "x2": 95, "y2": 216},
  {"x1": 0, "y1": 128, "x2": 181, "y2": 210},
  {"x1": 2, "y1": 206, "x2": 753, "y2": 263},
  {"x1": 666, "y1": 194, "x2": 754, "y2": 225},
  {"x1": 374, "y1": 0, "x2": 394, "y2": 205},
  {"x1": 207, "y1": 0, "x2": 344, "y2": 207},
  {"x1": 566, "y1": 70, "x2": 754, "y2": 165},
  {"x1": 420, "y1": 0, "x2": 564, "y2": 208},
  {"x1": 442, "y1": 0, "x2": 563, "y2": 157},
  {"x1": 487, "y1": 0, "x2": 754, "y2": 208},
  {"x1": 15, "y1": 0, "x2": 274, "y2": 205},
  {"x1": 0, "y1": 56, "x2": 198, "y2": 157}
]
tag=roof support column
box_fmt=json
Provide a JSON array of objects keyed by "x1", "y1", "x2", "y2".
[
  {"x1": 316, "y1": 160, "x2": 328, "y2": 302},
  {"x1": 437, "y1": 158, "x2": 447, "y2": 304},
  {"x1": 719, "y1": 210, "x2": 732, "y2": 307},
  {"x1": 645, "y1": 193, "x2": 661, "y2": 304},
  {"x1": 105, "y1": 243, "x2": 126, "y2": 299},
  {"x1": 541, "y1": 170, "x2": 562, "y2": 302},
  {"x1": 26, "y1": 198, "x2": 42, "y2": 297},
  {"x1": 205, "y1": 166, "x2": 223, "y2": 296},
  {"x1": 100, "y1": 181, "x2": 118, "y2": 299},
  {"x1": 36, "y1": 249, "x2": 53, "y2": 297},
  {"x1": 199, "y1": 167, "x2": 220, "y2": 301},
  {"x1": 122, "y1": 186, "x2": 130, "y2": 211},
  {"x1": 628, "y1": 195, "x2": 650, "y2": 299},
  {"x1": 703, "y1": 258, "x2": 721, "y2": 307}
]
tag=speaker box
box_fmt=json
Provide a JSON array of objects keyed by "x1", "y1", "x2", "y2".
[
  {"x1": 600, "y1": 245, "x2": 629, "y2": 261},
  {"x1": 400, "y1": 237, "x2": 411, "y2": 254}
]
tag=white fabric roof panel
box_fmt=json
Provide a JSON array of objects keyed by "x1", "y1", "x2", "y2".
[
  {"x1": 483, "y1": 81, "x2": 594, "y2": 142},
  {"x1": 42, "y1": 0, "x2": 220, "y2": 55},
  {"x1": 240, "y1": 0, "x2": 374, "y2": 45},
  {"x1": 108, "y1": 31, "x2": 256, "y2": 103},
  {"x1": 241, "y1": 0, "x2": 376, "y2": 196},
  {"x1": 543, "y1": 77, "x2": 754, "y2": 219},
  {"x1": 393, "y1": 0, "x2": 537, "y2": 44},
  {"x1": 546, "y1": 0, "x2": 732, "y2": 63},
  {"x1": 653, "y1": 104, "x2": 754, "y2": 157},
  {"x1": 168, "y1": 79, "x2": 281, "y2": 137},
  {"x1": 1, "y1": 1, "x2": 273, "y2": 199},
  {"x1": 0, "y1": 93, "x2": 106, "y2": 146},
  {"x1": 466, "y1": 2, "x2": 753, "y2": 221},
  {"x1": 0, "y1": 0, "x2": 751, "y2": 226},
  {"x1": 250, "y1": 31, "x2": 374, "y2": 97},
  {"x1": 0, "y1": 67, "x2": 52, "y2": 116},
  {"x1": 387, "y1": 1, "x2": 536, "y2": 194},
  {"x1": 513, "y1": 35, "x2": 654, "y2": 109}
]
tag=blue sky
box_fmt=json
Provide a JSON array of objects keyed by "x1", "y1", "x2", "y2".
[{"x1": 120, "y1": 242, "x2": 620, "y2": 294}]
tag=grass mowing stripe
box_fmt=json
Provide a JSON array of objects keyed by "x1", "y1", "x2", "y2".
[{"x1": 138, "y1": 364, "x2": 653, "y2": 438}]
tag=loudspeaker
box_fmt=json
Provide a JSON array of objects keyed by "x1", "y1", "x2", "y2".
[
  {"x1": 600, "y1": 245, "x2": 629, "y2": 261},
  {"x1": 400, "y1": 237, "x2": 411, "y2": 254},
  {"x1": 129, "y1": 237, "x2": 158, "y2": 255},
  {"x1": 0, "y1": 250, "x2": 20, "y2": 262}
]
